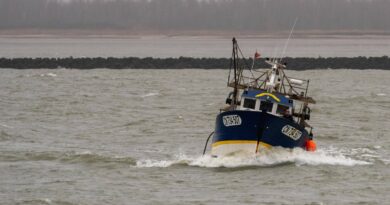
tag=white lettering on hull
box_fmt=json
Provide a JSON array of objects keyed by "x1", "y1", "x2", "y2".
[
  {"x1": 222, "y1": 115, "x2": 242, "y2": 127},
  {"x1": 281, "y1": 125, "x2": 302, "y2": 140}
]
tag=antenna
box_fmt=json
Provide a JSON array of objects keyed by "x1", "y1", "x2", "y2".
[
  {"x1": 271, "y1": 47, "x2": 279, "y2": 63},
  {"x1": 279, "y1": 18, "x2": 298, "y2": 62}
]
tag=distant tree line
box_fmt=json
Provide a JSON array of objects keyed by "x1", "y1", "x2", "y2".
[
  {"x1": 1, "y1": 56, "x2": 389, "y2": 70},
  {"x1": 0, "y1": 0, "x2": 389, "y2": 32}
]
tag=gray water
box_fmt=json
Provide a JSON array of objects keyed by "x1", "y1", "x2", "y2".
[
  {"x1": 0, "y1": 69, "x2": 389, "y2": 205},
  {"x1": 1, "y1": 36, "x2": 390, "y2": 58}
]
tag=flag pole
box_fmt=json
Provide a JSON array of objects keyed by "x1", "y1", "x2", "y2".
[{"x1": 252, "y1": 50, "x2": 260, "y2": 69}]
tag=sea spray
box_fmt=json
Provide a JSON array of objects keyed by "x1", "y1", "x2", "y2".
[{"x1": 135, "y1": 147, "x2": 372, "y2": 168}]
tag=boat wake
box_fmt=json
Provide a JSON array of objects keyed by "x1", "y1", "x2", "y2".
[{"x1": 135, "y1": 147, "x2": 374, "y2": 168}]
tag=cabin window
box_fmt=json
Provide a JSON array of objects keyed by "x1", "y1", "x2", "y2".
[
  {"x1": 259, "y1": 101, "x2": 273, "y2": 112},
  {"x1": 277, "y1": 104, "x2": 290, "y2": 115},
  {"x1": 243, "y1": 98, "x2": 256, "y2": 109}
]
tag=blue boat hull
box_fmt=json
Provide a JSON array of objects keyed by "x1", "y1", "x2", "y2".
[{"x1": 211, "y1": 110, "x2": 310, "y2": 156}]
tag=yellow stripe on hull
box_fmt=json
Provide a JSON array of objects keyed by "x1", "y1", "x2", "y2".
[{"x1": 212, "y1": 140, "x2": 272, "y2": 149}]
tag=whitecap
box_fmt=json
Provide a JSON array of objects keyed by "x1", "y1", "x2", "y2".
[
  {"x1": 40, "y1": 72, "x2": 57, "y2": 77},
  {"x1": 47, "y1": 73, "x2": 57, "y2": 77},
  {"x1": 380, "y1": 159, "x2": 390, "y2": 165},
  {"x1": 0, "y1": 123, "x2": 13, "y2": 128},
  {"x1": 373, "y1": 145, "x2": 381, "y2": 149},
  {"x1": 76, "y1": 150, "x2": 93, "y2": 155},
  {"x1": 141, "y1": 92, "x2": 159, "y2": 98},
  {"x1": 136, "y1": 159, "x2": 180, "y2": 168},
  {"x1": 376, "y1": 93, "x2": 386, "y2": 96}
]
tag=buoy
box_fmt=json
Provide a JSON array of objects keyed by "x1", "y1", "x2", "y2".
[{"x1": 306, "y1": 140, "x2": 317, "y2": 152}]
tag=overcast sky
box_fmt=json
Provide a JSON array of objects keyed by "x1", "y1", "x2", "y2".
[{"x1": 0, "y1": 0, "x2": 388, "y2": 33}]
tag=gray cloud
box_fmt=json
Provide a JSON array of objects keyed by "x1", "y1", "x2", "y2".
[{"x1": 0, "y1": 0, "x2": 388, "y2": 32}]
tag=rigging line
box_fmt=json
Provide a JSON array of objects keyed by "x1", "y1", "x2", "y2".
[
  {"x1": 279, "y1": 18, "x2": 298, "y2": 62},
  {"x1": 227, "y1": 45, "x2": 234, "y2": 86},
  {"x1": 280, "y1": 68, "x2": 299, "y2": 95},
  {"x1": 237, "y1": 44, "x2": 256, "y2": 81},
  {"x1": 235, "y1": 45, "x2": 244, "y2": 84},
  {"x1": 271, "y1": 46, "x2": 279, "y2": 63},
  {"x1": 232, "y1": 39, "x2": 238, "y2": 105}
]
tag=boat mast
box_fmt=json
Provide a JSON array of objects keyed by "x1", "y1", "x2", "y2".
[{"x1": 232, "y1": 37, "x2": 239, "y2": 106}]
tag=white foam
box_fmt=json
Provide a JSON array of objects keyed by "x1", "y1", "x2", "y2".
[
  {"x1": 376, "y1": 93, "x2": 386, "y2": 96},
  {"x1": 47, "y1": 73, "x2": 57, "y2": 77},
  {"x1": 141, "y1": 92, "x2": 159, "y2": 98},
  {"x1": 380, "y1": 159, "x2": 390, "y2": 165},
  {"x1": 40, "y1": 73, "x2": 57, "y2": 77},
  {"x1": 373, "y1": 145, "x2": 382, "y2": 149},
  {"x1": 135, "y1": 147, "x2": 371, "y2": 168},
  {"x1": 0, "y1": 123, "x2": 13, "y2": 128},
  {"x1": 136, "y1": 159, "x2": 181, "y2": 168}
]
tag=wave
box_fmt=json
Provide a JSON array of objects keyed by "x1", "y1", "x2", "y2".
[
  {"x1": 0, "y1": 130, "x2": 23, "y2": 142},
  {"x1": 0, "y1": 150, "x2": 136, "y2": 165},
  {"x1": 0, "y1": 130, "x2": 13, "y2": 141},
  {"x1": 135, "y1": 147, "x2": 373, "y2": 168},
  {"x1": 0, "y1": 123, "x2": 14, "y2": 128},
  {"x1": 59, "y1": 151, "x2": 136, "y2": 165},
  {"x1": 17, "y1": 198, "x2": 76, "y2": 205},
  {"x1": 1, "y1": 146, "x2": 382, "y2": 169},
  {"x1": 39, "y1": 72, "x2": 57, "y2": 77},
  {"x1": 140, "y1": 92, "x2": 159, "y2": 98}
]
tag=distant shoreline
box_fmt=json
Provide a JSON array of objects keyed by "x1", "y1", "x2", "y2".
[
  {"x1": 1, "y1": 57, "x2": 389, "y2": 70},
  {"x1": 1, "y1": 29, "x2": 390, "y2": 39}
]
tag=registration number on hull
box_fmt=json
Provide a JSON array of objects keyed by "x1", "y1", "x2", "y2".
[
  {"x1": 222, "y1": 115, "x2": 242, "y2": 127},
  {"x1": 281, "y1": 125, "x2": 302, "y2": 140}
]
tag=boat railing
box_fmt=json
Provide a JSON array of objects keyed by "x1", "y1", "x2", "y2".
[{"x1": 228, "y1": 69, "x2": 316, "y2": 104}]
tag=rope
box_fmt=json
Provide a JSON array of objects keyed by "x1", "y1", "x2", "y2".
[
  {"x1": 255, "y1": 125, "x2": 266, "y2": 153},
  {"x1": 236, "y1": 43, "x2": 256, "y2": 85},
  {"x1": 202, "y1": 131, "x2": 214, "y2": 155}
]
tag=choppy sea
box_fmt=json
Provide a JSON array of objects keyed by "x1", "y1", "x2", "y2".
[{"x1": 0, "y1": 68, "x2": 389, "y2": 204}]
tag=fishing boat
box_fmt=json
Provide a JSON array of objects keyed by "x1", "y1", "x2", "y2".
[{"x1": 203, "y1": 38, "x2": 317, "y2": 157}]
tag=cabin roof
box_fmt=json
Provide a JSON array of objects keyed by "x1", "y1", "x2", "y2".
[
  {"x1": 231, "y1": 82, "x2": 316, "y2": 104},
  {"x1": 241, "y1": 88, "x2": 293, "y2": 106}
]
